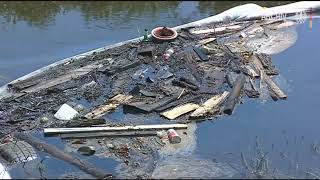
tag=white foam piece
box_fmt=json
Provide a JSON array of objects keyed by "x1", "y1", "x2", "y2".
[
  {"x1": 0, "y1": 162, "x2": 10, "y2": 179},
  {"x1": 54, "y1": 104, "x2": 79, "y2": 121}
]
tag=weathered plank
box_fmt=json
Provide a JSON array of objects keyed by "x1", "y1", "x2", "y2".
[
  {"x1": 197, "y1": 38, "x2": 216, "y2": 45},
  {"x1": 184, "y1": 50, "x2": 202, "y2": 83},
  {"x1": 65, "y1": 118, "x2": 106, "y2": 128},
  {"x1": 190, "y1": 91, "x2": 229, "y2": 118},
  {"x1": 85, "y1": 94, "x2": 133, "y2": 119},
  {"x1": 44, "y1": 124, "x2": 188, "y2": 135},
  {"x1": 251, "y1": 55, "x2": 287, "y2": 100},
  {"x1": 14, "y1": 63, "x2": 99, "y2": 93},
  {"x1": 124, "y1": 93, "x2": 180, "y2": 113},
  {"x1": 161, "y1": 103, "x2": 200, "y2": 120}
]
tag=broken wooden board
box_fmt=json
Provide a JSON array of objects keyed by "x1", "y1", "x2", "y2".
[
  {"x1": 99, "y1": 60, "x2": 141, "y2": 75},
  {"x1": 124, "y1": 93, "x2": 180, "y2": 113},
  {"x1": 161, "y1": 103, "x2": 200, "y2": 120},
  {"x1": 183, "y1": 50, "x2": 202, "y2": 83},
  {"x1": 44, "y1": 123, "x2": 188, "y2": 135},
  {"x1": 190, "y1": 25, "x2": 243, "y2": 35},
  {"x1": 261, "y1": 72, "x2": 287, "y2": 100},
  {"x1": 65, "y1": 118, "x2": 106, "y2": 128},
  {"x1": 244, "y1": 77, "x2": 260, "y2": 98},
  {"x1": 154, "y1": 94, "x2": 201, "y2": 112},
  {"x1": 13, "y1": 63, "x2": 99, "y2": 93},
  {"x1": 244, "y1": 64, "x2": 259, "y2": 78},
  {"x1": 85, "y1": 94, "x2": 133, "y2": 119},
  {"x1": 251, "y1": 55, "x2": 287, "y2": 100},
  {"x1": 197, "y1": 38, "x2": 216, "y2": 45},
  {"x1": 256, "y1": 53, "x2": 279, "y2": 75},
  {"x1": 172, "y1": 79, "x2": 199, "y2": 91},
  {"x1": 190, "y1": 91, "x2": 229, "y2": 118}
]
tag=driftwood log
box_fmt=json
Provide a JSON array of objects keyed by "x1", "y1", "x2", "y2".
[
  {"x1": 13, "y1": 133, "x2": 112, "y2": 179},
  {"x1": 223, "y1": 73, "x2": 246, "y2": 115}
]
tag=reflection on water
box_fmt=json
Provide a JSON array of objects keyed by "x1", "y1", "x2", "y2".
[
  {"x1": 0, "y1": 1, "x2": 293, "y2": 28},
  {"x1": 0, "y1": 1, "x2": 181, "y2": 28}
]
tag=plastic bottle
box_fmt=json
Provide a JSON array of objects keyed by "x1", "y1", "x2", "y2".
[
  {"x1": 143, "y1": 29, "x2": 149, "y2": 42},
  {"x1": 163, "y1": 48, "x2": 174, "y2": 63}
]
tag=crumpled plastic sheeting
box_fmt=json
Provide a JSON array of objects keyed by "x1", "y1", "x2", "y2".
[
  {"x1": 151, "y1": 122, "x2": 238, "y2": 179},
  {"x1": 151, "y1": 155, "x2": 237, "y2": 179},
  {"x1": 245, "y1": 25, "x2": 298, "y2": 55}
]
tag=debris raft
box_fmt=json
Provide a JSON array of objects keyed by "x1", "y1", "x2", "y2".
[
  {"x1": 14, "y1": 133, "x2": 112, "y2": 179},
  {"x1": 85, "y1": 94, "x2": 133, "y2": 119},
  {"x1": 161, "y1": 103, "x2": 200, "y2": 120},
  {"x1": 190, "y1": 91, "x2": 230, "y2": 118},
  {"x1": 44, "y1": 123, "x2": 188, "y2": 135},
  {"x1": 223, "y1": 74, "x2": 246, "y2": 115}
]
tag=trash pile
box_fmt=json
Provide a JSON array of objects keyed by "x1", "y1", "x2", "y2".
[{"x1": 0, "y1": 19, "x2": 294, "y2": 178}]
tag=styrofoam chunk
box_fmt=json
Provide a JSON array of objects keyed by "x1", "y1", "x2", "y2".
[{"x1": 54, "y1": 104, "x2": 79, "y2": 120}]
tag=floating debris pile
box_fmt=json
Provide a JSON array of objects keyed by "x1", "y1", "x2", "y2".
[{"x1": 0, "y1": 19, "x2": 295, "y2": 178}]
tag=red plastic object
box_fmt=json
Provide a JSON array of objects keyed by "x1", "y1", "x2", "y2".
[{"x1": 151, "y1": 27, "x2": 178, "y2": 41}]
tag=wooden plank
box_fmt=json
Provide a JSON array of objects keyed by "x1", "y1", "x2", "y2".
[
  {"x1": 190, "y1": 25, "x2": 243, "y2": 35},
  {"x1": 20, "y1": 63, "x2": 99, "y2": 93},
  {"x1": 190, "y1": 91, "x2": 229, "y2": 118},
  {"x1": 161, "y1": 103, "x2": 200, "y2": 120},
  {"x1": 65, "y1": 119, "x2": 106, "y2": 128},
  {"x1": 244, "y1": 64, "x2": 259, "y2": 78},
  {"x1": 184, "y1": 50, "x2": 202, "y2": 83},
  {"x1": 197, "y1": 38, "x2": 216, "y2": 45},
  {"x1": 124, "y1": 93, "x2": 180, "y2": 113},
  {"x1": 262, "y1": 72, "x2": 287, "y2": 100},
  {"x1": 84, "y1": 94, "x2": 132, "y2": 119},
  {"x1": 251, "y1": 55, "x2": 287, "y2": 100},
  {"x1": 44, "y1": 123, "x2": 188, "y2": 135}
]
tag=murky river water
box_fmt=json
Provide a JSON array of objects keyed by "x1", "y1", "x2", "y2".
[{"x1": 1, "y1": 1, "x2": 320, "y2": 179}]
